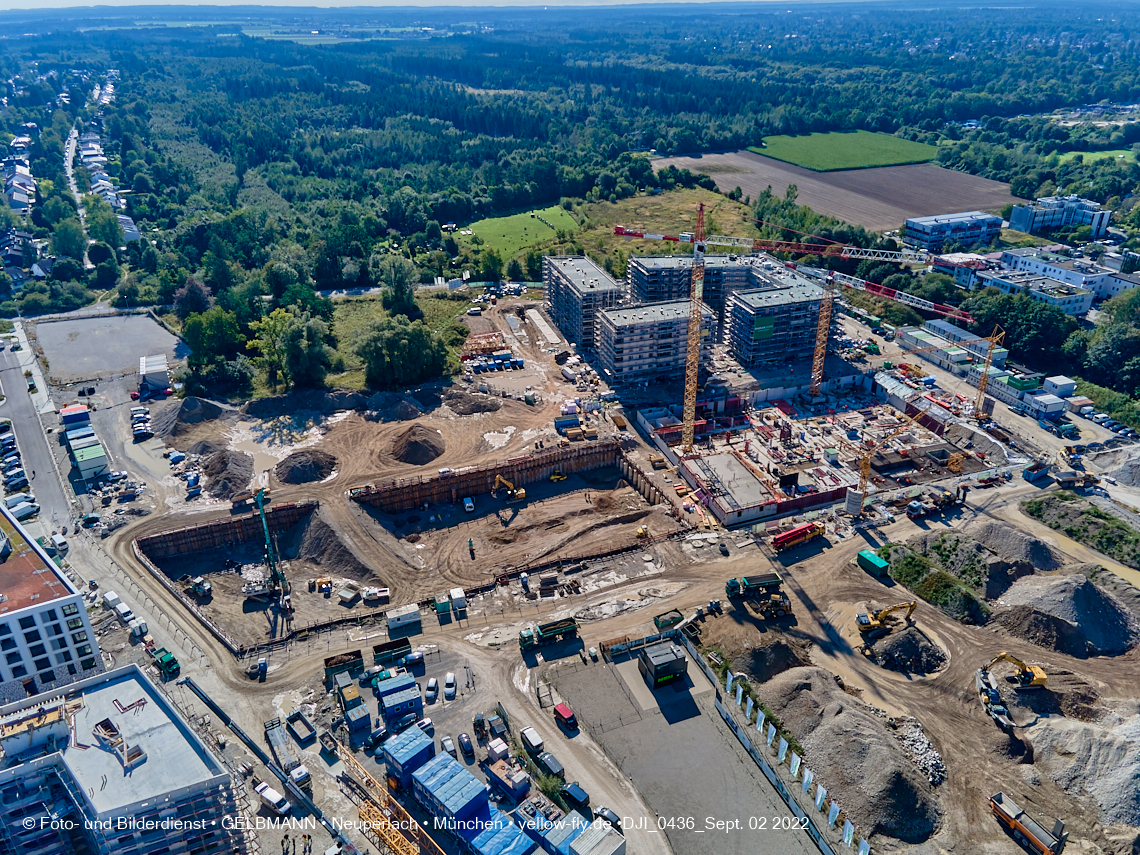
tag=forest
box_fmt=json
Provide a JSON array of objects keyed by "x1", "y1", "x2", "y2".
[{"x1": 2, "y1": 2, "x2": 1140, "y2": 410}]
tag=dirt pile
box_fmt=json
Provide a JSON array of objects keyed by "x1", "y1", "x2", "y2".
[
  {"x1": 992, "y1": 605, "x2": 1089, "y2": 657},
  {"x1": 758, "y1": 667, "x2": 941, "y2": 842},
  {"x1": 392, "y1": 424, "x2": 446, "y2": 464},
  {"x1": 999, "y1": 574, "x2": 1139, "y2": 654},
  {"x1": 276, "y1": 450, "x2": 337, "y2": 484},
  {"x1": 903, "y1": 528, "x2": 1037, "y2": 600},
  {"x1": 733, "y1": 638, "x2": 812, "y2": 683},
  {"x1": 444, "y1": 389, "x2": 501, "y2": 415},
  {"x1": 186, "y1": 439, "x2": 225, "y2": 457},
  {"x1": 1022, "y1": 493, "x2": 1140, "y2": 569},
  {"x1": 944, "y1": 422, "x2": 1006, "y2": 459},
  {"x1": 245, "y1": 390, "x2": 367, "y2": 418},
  {"x1": 870, "y1": 627, "x2": 947, "y2": 675},
  {"x1": 364, "y1": 391, "x2": 425, "y2": 421},
  {"x1": 202, "y1": 450, "x2": 253, "y2": 499},
  {"x1": 284, "y1": 509, "x2": 373, "y2": 580},
  {"x1": 1108, "y1": 451, "x2": 1140, "y2": 487},
  {"x1": 962, "y1": 519, "x2": 1064, "y2": 572},
  {"x1": 152, "y1": 396, "x2": 237, "y2": 439}
]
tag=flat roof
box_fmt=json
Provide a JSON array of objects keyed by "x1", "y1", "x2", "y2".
[
  {"x1": 56, "y1": 665, "x2": 226, "y2": 816},
  {"x1": 630, "y1": 254, "x2": 756, "y2": 270},
  {"x1": 602, "y1": 300, "x2": 713, "y2": 326},
  {"x1": 413, "y1": 752, "x2": 486, "y2": 815},
  {"x1": 548, "y1": 257, "x2": 621, "y2": 294},
  {"x1": 685, "y1": 451, "x2": 769, "y2": 510},
  {"x1": 73, "y1": 444, "x2": 106, "y2": 462},
  {"x1": 384, "y1": 727, "x2": 433, "y2": 765},
  {"x1": 641, "y1": 641, "x2": 685, "y2": 667},
  {"x1": 0, "y1": 504, "x2": 76, "y2": 615},
  {"x1": 732, "y1": 283, "x2": 822, "y2": 310},
  {"x1": 906, "y1": 211, "x2": 1001, "y2": 226}
]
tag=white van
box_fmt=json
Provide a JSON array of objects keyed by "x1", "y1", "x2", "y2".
[
  {"x1": 255, "y1": 782, "x2": 291, "y2": 816},
  {"x1": 102, "y1": 591, "x2": 122, "y2": 610},
  {"x1": 520, "y1": 726, "x2": 544, "y2": 755},
  {"x1": 114, "y1": 602, "x2": 135, "y2": 623}
]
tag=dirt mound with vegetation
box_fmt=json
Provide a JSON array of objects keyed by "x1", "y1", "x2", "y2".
[
  {"x1": 152, "y1": 396, "x2": 237, "y2": 439},
  {"x1": 1022, "y1": 493, "x2": 1140, "y2": 569},
  {"x1": 443, "y1": 389, "x2": 501, "y2": 415},
  {"x1": 999, "y1": 574, "x2": 1139, "y2": 655},
  {"x1": 733, "y1": 638, "x2": 812, "y2": 683},
  {"x1": 275, "y1": 450, "x2": 337, "y2": 484},
  {"x1": 882, "y1": 543, "x2": 987, "y2": 624},
  {"x1": 870, "y1": 627, "x2": 947, "y2": 675},
  {"x1": 391, "y1": 424, "x2": 446, "y2": 464},
  {"x1": 962, "y1": 519, "x2": 1065, "y2": 572},
  {"x1": 758, "y1": 666, "x2": 941, "y2": 842},
  {"x1": 202, "y1": 450, "x2": 253, "y2": 499},
  {"x1": 904, "y1": 525, "x2": 1051, "y2": 600},
  {"x1": 992, "y1": 605, "x2": 1089, "y2": 657}
]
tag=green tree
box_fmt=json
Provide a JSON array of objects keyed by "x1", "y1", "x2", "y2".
[
  {"x1": 354, "y1": 316, "x2": 448, "y2": 388},
  {"x1": 506, "y1": 258, "x2": 524, "y2": 282},
  {"x1": 173, "y1": 275, "x2": 212, "y2": 320},
  {"x1": 281, "y1": 312, "x2": 337, "y2": 389},
  {"x1": 84, "y1": 196, "x2": 124, "y2": 247},
  {"x1": 43, "y1": 196, "x2": 75, "y2": 226},
  {"x1": 375, "y1": 255, "x2": 422, "y2": 321},
  {"x1": 183, "y1": 307, "x2": 243, "y2": 366},
  {"x1": 87, "y1": 242, "x2": 115, "y2": 266},
  {"x1": 480, "y1": 248, "x2": 503, "y2": 283},
  {"x1": 52, "y1": 218, "x2": 87, "y2": 261},
  {"x1": 94, "y1": 258, "x2": 120, "y2": 291},
  {"x1": 248, "y1": 307, "x2": 294, "y2": 388},
  {"x1": 524, "y1": 249, "x2": 543, "y2": 281}
]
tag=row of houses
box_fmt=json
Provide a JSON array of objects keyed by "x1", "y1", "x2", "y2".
[
  {"x1": 3, "y1": 155, "x2": 35, "y2": 214},
  {"x1": 79, "y1": 124, "x2": 140, "y2": 242}
]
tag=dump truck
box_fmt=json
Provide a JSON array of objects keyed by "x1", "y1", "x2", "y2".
[
  {"x1": 519, "y1": 618, "x2": 579, "y2": 650},
  {"x1": 147, "y1": 645, "x2": 180, "y2": 679},
  {"x1": 989, "y1": 792, "x2": 1068, "y2": 855},
  {"x1": 771, "y1": 521, "x2": 824, "y2": 551},
  {"x1": 264, "y1": 717, "x2": 312, "y2": 789},
  {"x1": 725, "y1": 573, "x2": 792, "y2": 618},
  {"x1": 906, "y1": 499, "x2": 937, "y2": 520}
]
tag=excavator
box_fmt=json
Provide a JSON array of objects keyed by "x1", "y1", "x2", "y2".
[
  {"x1": 980, "y1": 652, "x2": 1047, "y2": 690},
  {"x1": 856, "y1": 601, "x2": 917, "y2": 640},
  {"x1": 493, "y1": 474, "x2": 526, "y2": 502},
  {"x1": 550, "y1": 468, "x2": 567, "y2": 482}
]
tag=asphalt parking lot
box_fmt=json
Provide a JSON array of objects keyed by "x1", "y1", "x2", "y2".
[{"x1": 34, "y1": 314, "x2": 187, "y2": 383}]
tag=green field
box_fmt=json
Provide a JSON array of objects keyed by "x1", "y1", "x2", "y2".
[
  {"x1": 457, "y1": 205, "x2": 579, "y2": 258},
  {"x1": 747, "y1": 131, "x2": 937, "y2": 171},
  {"x1": 1057, "y1": 148, "x2": 1136, "y2": 165}
]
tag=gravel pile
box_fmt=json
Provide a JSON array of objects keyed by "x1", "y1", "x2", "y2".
[
  {"x1": 275, "y1": 450, "x2": 337, "y2": 484},
  {"x1": 186, "y1": 439, "x2": 225, "y2": 456},
  {"x1": 245, "y1": 390, "x2": 367, "y2": 418},
  {"x1": 1000, "y1": 574, "x2": 1140, "y2": 654},
  {"x1": 202, "y1": 450, "x2": 253, "y2": 499},
  {"x1": 871, "y1": 712, "x2": 946, "y2": 787},
  {"x1": 992, "y1": 605, "x2": 1089, "y2": 657},
  {"x1": 286, "y1": 508, "x2": 372, "y2": 579},
  {"x1": 152, "y1": 396, "x2": 236, "y2": 439},
  {"x1": 733, "y1": 639, "x2": 812, "y2": 683},
  {"x1": 871, "y1": 627, "x2": 947, "y2": 675},
  {"x1": 363, "y1": 391, "x2": 424, "y2": 421},
  {"x1": 758, "y1": 667, "x2": 941, "y2": 842},
  {"x1": 1109, "y1": 452, "x2": 1140, "y2": 487},
  {"x1": 443, "y1": 389, "x2": 501, "y2": 415},
  {"x1": 962, "y1": 519, "x2": 1064, "y2": 572},
  {"x1": 391, "y1": 424, "x2": 445, "y2": 464}
]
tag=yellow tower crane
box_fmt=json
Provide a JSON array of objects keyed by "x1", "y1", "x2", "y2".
[{"x1": 974, "y1": 325, "x2": 1006, "y2": 417}]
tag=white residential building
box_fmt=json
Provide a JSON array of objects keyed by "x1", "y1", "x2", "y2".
[
  {"x1": 595, "y1": 300, "x2": 715, "y2": 383},
  {"x1": 1009, "y1": 195, "x2": 1110, "y2": 239},
  {"x1": 974, "y1": 268, "x2": 1093, "y2": 315}
]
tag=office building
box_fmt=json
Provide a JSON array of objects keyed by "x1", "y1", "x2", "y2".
[
  {"x1": 543, "y1": 257, "x2": 622, "y2": 350},
  {"x1": 725, "y1": 280, "x2": 823, "y2": 368},
  {"x1": 1009, "y1": 195, "x2": 1110, "y2": 239},
  {"x1": 595, "y1": 300, "x2": 714, "y2": 384},
  {"x1": 0, "y1": 504, "x2": 102, "y2": 699},
  {"x1": 998, "y1": 247, "x2": 1139, "y2": 299},
  {"x1": 0, "y1": 664, "x2": 248, "y2": 855},
  {"x1": 974, "y1": 269, "x2": 1093, "y2": 315},
  {"x1": 903, "y1": 211, "x2": 1002, "y2": 252}
]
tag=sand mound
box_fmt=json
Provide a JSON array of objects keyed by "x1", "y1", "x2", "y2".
[
  {"x1": 734, "y1": 639, "x2": 812, "y2": 683},
  {"x1": 758, "y1": 667, "x2": 941, "y2": 842},
  {"x1": 152, "y1": 396, "x2": 236, "y2": 439},
  {"x1": 992, "y1": 605, "x2": 1089, "y2": 657},
  {"x1": 284, "y1": 508, "x2": 373, "y2": 580},
  {"x1": 392, "y1": 424, "x2": 445, "y2": 464},
  {"x1": 245, "y1": 390, "x2": 367, "y2": 418},
  {"x1": 202, "y1": 450, "x2": 253, "y2": 499},
  {"x1": 186, "y1": 439, "x2": 225, "y2": 457},
  {"x1": 1109, "y1": 451, "x2": 1140, "y2": 487},
  {"x1": 276, "y1": 450, "x2": 337, "y2": 484},
  {"x1": 871, "y1": 627, "x2": 948, "y2": 675},
  {"x1": 962, "y1": 519, "x2": 1064, "y2": 572},
  {"x1": 1000, "y1": 574, "x2": 1139, "y2": 654},
  {"x1": 363, "y1": 391, "x2": 424, "y2": 421},
  {"x1": 444, "y1": 389, "x2": 501, "y2": 415}
]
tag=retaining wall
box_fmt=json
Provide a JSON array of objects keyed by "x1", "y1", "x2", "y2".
[{"x1": 135, "y1": 501, "x2": 317, "y2": 559}]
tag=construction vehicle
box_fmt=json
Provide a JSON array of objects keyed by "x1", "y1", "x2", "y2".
[
  {"x1": 146, "y1": 644, "x2": 181, "y2": 679},
  {"x1": 636, "y1": 525, "x2": 648, "y2": 538},
  {"x1": 493, "y1": 474, "x2": 526, "y2": 501},
  {"x1": 976, "y1": 668, "x2": 1015, "y2": 730},
  {"x1": 186, "y1": 576, "x2": 213, "y2": 598},
  {"x1": 550, "y1": 468, "x2": 567, "y2": 482},
  {"x1": 989, "y1": 792, "x2": 1068, "y2": 855},
  {"x1": 726, "y1": 573, "x2": 792, "y2": 618},
  {"x1": 243, "y1": 488, "x2": 292, "y2": 610},
  {"x1": 649, "y1": 455, "x2": 667, "y2": 469},
  {"x1": 856, "y1": 602, "x2": 917, "y2": 640},
  {"x1": 980, "y1": 652, "x2": 1047, "y2": 690},
  {"x1": 519, "y1": 618, "x2": 579, "y2": 650},
  {"x1": 771, "y1": 521, "x2": 824, "y2": 551},
  {"x1": 906, "y1": 499, "x2": 937, "y2": 520},
  {"x1": 265, "y1": 717, "x2": 312, "y2": 789}
]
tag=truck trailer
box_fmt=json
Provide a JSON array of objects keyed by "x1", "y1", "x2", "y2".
[
  {"x1": 771, "y1": 522, "x2": 824, "y2": 551},
  {"x1": 989, "y1": 792, "x2": 1067, "y2": 855},
  {"x1": 265, "y1": 717, "x2": 312, "y2": 789},
  {"x1": 519, "y1": 618, "x2": 579, "y2": 650}
]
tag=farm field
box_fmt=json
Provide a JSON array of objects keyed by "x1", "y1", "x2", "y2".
[
  {"x1": 747, "y1": 130, "x2": 937, "y2": 171},
  {"x1": 1057, "y1": 148, "x2": 1136, "y2": 164},
  {"x1": 651, "y1": 150, "x2": 1022, "y2": 232},
  {"x1": 457, "y1": 204, "x2": 579, "y2": 258}
]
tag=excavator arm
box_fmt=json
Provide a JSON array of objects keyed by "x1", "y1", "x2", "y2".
[
  {"x1": 982, "y1": 652, "x2": 1047, "y2": 689},
  {"x1": 875, "y1": 601, "x2": 917, "y2": 623}
]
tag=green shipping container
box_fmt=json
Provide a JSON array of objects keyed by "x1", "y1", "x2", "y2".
[{"x1": 857, "y1": 549, "x2": 890, "y2": 576}]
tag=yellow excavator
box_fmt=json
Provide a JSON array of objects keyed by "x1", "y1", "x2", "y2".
[
  {"x1": 856, "y1": 601, "x2": 917, "y2": 640},
  {"x1": 981, "y1": 652, "x2": 1047, "y2": 690},
  {"x1": 493, "y1": 474, "x2": 527, "y2": 501},
  {"x1": 550, "y1": 468, "x2": 567, "y2": 482}
]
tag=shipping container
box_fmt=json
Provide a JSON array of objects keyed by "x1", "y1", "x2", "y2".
[{"x1": 856, "y1": 549, "x2": 890, "y2": 576}]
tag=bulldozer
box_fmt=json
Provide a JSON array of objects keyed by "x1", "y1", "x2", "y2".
[
  {"x1": 856, "y1": 601, "x2": 917, "y2": 640},
  {"x1": 980, "y1": 652, "x2": 1047, "y2": 690},
  {"x1": 493, "y1": 474, "x2": 526, "y2": 501},
  {"x1": 550, "y1": 468, "x2": 567, "y2": 482},
  {"x1": 186, "y1": 577, "x2": 213, "y2": 598}
]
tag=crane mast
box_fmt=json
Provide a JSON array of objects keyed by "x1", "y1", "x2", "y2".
[{"x1": 681, "y1": 204, "x2": 707, "y2": 452}]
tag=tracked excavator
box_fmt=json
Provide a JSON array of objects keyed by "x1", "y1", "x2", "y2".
[
  {"x1": 856, "y1": 601, "x2": 917, "y2": 640},
  {"x1": 493, "y1": 474, "x2": 526, "y2": 501},
  {"x1": 980, "y1": 652, "x2": 1047, "y2": 690}
]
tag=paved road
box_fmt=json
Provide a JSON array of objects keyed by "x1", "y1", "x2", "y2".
[{"x1": 0, "y1": 348, "x2": 70, "y2": 529}]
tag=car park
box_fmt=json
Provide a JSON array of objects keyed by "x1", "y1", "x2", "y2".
[
  {"x1": 444, "y1": 672, "x2": 457, "y2": 700},
  {"x1": 425, "y1": 677, "x2": 439, "y2": 703}
]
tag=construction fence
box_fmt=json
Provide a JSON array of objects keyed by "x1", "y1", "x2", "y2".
[{"x1": 135, "y1": 501, "x2": 316, "y2": 559}]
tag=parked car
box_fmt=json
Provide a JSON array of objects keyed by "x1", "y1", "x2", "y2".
[
  {"x1": 560, "y1": 782, "x2": 590, "y2": 810},
  {"x1": 108, "y1": 471, "x2": 128, "y2": 481},
  {"x1": 440, "y1": 736, "x2": 456, "y2": 758},
  {"x1": 594, "y1": 807, "x2": 622, "y2": 832},
  {"x1": 394, "y1": 713, "x2": 418, "y2": 732},
  {"x1": 425, "y1": 677, "x2": 439, "y2": 703},
  {"x1": 363, "y1": 726, "x2": 390, "y2": 751},
  {"x1": 397, "y1": 652, "x2": 424, "y2": 668},
  {"x1": 444, "y1": 672, "x2": 457, "y2": 700},
  {"x1": 458, "y1": 732, "x2": 474, "y2": 759},
  {"x1": 415, "y1": 718, "x2": 434, "y2": 735}
]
